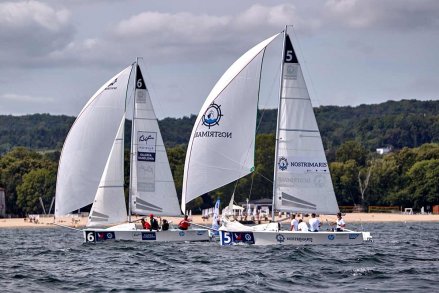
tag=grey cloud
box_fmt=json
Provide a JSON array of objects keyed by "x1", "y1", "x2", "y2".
[
  {"x1": 325, "y1": 0, "x2": 439, "y2": 31},
  {"x1": 107, "y1": 4, "x2": 303, "y2": 63},
  {"x1": 0, "y1": 1, "x2": 75, "y2": 66}
]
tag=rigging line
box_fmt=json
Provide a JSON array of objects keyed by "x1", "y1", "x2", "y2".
[
  {"x1": 291, "y1": 27, "x2": 320, "y2": 108},
  {"x1": 248, "y1": 172, "x2": 255, "y2": 200},
  {"x1": 254, "y1": 170, "x2": 273, "y2": 184},
  {"x1": 255, "y1": 47, "x2": 267, "y2": 134}
]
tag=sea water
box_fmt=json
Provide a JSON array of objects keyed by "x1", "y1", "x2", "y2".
[{"x1": 1, "y1": 222, "x2": 438, "y2": 292}]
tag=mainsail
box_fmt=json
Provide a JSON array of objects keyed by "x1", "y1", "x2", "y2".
[
  {"x1": 55, "y1": 66, "x2": 132, "y2": 216},
  {"x1": 130, "y1": 65, "x2": 181, "y2": 216},
  {"x1": 273, "y1": 35, "x2": 339, "y2": 214},
  {"x1": 87, "y1": 115, "x2": 127, "y2": 227},
  {"x1": 182, "y1": 33, "x2": 280, "y2": 212}
]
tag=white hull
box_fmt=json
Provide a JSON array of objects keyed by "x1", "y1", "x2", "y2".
[
  {"x1": 83, "y1": 223, "x2": 210, "y2": 243},
  {"x1": 219, "y1": 229, "x2": 372, "y2": 246}
]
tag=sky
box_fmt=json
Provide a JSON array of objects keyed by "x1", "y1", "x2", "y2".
[{"x1": 0, "y1": 0, "x2": 438, "y2": 118}]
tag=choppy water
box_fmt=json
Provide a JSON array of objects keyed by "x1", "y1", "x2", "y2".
[{"x1": 1, "y1": 222, "x2": 439, "y2": 292}]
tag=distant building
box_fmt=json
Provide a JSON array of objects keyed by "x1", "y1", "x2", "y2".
[
  {"x1": 0, "y1": 188, "x2": 5, "y2": 217},
  {"x1": 376, "y1": 146, "x2": 392, "y2": 155}
]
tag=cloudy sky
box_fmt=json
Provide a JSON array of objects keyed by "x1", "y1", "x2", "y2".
[{"x1": 1, "y1": 0, "x2": 438, "y2": 118}]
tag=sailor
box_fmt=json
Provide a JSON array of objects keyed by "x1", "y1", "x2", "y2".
[
  {"x1": 178, "y1": 215, "x2": 191, "y2": 230},
  {"x1": 308, "y1": 213, "x2": 321, "y2": 232},
  {"x1": 161, "y1": 219, "x2": 169, "y2": 231},
  {"x1": 290, "y1": 214, "x2": 299, "y2": 231},
  {"x1": 149, "y1": 214, "x2": 159, "y2": 231},
  {"x1": 335, "y1": 212, "x2": 346, "y2": 231},
  {"x1": 298, "y1": 219, "x2": 309, "y2": 232},
  {"x1": 141, "y1": 218, "x2": 150, "y2": 230}
]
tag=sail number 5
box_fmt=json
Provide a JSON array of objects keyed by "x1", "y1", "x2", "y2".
[{"x1": 285, "y1": 50, "x2": 294, "y2": 62}]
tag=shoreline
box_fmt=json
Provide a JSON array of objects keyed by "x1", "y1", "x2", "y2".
[{"x1": 0, "y1": 213, "x2": 438, "y2": 229}]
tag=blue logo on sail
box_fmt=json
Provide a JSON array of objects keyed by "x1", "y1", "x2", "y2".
[
  {"x1": 202, "y1": 103, "x2": 223, "y2": 129},
  {"x1": 278, "y1": 157, "x2": 288, "y2": 171}
]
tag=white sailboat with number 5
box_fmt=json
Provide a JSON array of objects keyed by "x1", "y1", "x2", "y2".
[
  {"x1": 55, "y1": 59, "x2": 209, "y2": 243},
  {"x1": 182, "y1": 27, "x2": 372, "y2": 246}
]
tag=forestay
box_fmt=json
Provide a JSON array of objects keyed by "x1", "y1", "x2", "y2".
[
  {"x1": 182, "y1": 34, "x2": 280, "y2": 212},
  {"x1": 273, "y1": 35, "x2": 339, "y2": 214},
  {"x1": 130, "y1": 65, "x2": 181, "y2": 216},
  {"x1": 55, "y1": 66, "x2": 132, "y2": 216}
]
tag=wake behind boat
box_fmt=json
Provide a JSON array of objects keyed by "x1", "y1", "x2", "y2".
[
  {"x1": 55, "y1": 59, "x2": 209, "y2": 243},
  {"x1": 182, "y1": 26, "x2": 372, "y2": 246}
]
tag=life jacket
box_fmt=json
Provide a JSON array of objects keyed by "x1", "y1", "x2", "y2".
[
  {"x1": 142, "y1": 221, "x2": 151, "y2": 230},
  {"x1": 178, "y1": 219, "x2": 190, "y2": 230}
]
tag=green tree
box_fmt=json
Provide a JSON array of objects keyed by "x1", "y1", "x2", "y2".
[
  {"x1": 0, "y1": 147, "x2": 55, "y2": 215},
  {"x1": 335, "y1": 140, "x2": 368, "y2": 166},
  {"x1": 330, "y1": 160, "x2": 360, "y2": 205},
  {"x1": 16, "y1": 167, "x2": 56, "y2": 214},
  {"x1": 404, "y1": 159, "x2": 439, "y2": 209}
]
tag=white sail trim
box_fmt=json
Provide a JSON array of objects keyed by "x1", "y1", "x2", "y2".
[
  {"x1": 55, "y1": 66, "x2": 132, "y2": 216},
  {"x1": 130, "y1": 64, "x2": 181, "y2": 217},
  {"x1": 87, "y1": 115, "x2": 127, "y2": 227},
  {"x1": 182, "y1": 33, "x2": 280, "y2": 212}
]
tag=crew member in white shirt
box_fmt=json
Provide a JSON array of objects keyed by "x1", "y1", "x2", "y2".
[
  {"x1": 308, "y1": 213, "x2": 321, "y2": 232},
  {"x1": 298, "y1": 219, "x2": 309, "y2": 232},
  {"x1": 335, "y1": 212, "x2": 346, "y2": 231},
  {"x1": 290, "y1": 214, "x2": 299, "y2": 231}
]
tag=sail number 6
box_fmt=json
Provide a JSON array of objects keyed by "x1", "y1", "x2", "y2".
[{"x1": 137, "y1": 79, "x2": 143, "y2": 88}]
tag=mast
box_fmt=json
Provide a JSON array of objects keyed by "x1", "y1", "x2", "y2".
[
  {"x1": 128, "y1": 58, "x2": 139, "y2": 223},
  {"x1": 271, "y1": 26, "x2": 288, "y2": 221}
]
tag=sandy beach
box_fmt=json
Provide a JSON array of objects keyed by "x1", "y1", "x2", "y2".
[{"x1": 0, "y1": 213, "x2": 438, "y2": 229}]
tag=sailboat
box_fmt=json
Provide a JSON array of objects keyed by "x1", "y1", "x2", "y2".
[
  {"x1": 182, "y1": 27, "x2": 372, "y2": 245},
  {"x1": 54, "y1": 59, "x2": 209, "y2": 243}
]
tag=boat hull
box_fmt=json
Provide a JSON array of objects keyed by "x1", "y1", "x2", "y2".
[
  {"x1": 219, "y1": 230, "x2": 372, "y2": 246},
  {"x1": 83, "y1": 228, "x2": 210, "y2": 243}
]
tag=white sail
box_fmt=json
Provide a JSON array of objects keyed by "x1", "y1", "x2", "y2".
[
  {"x1": 182, "y1": 33, "x2": 280, "y2": 212},
  {"x1": 87, "y1": 116, "x2": 127, "y2": 227},
  {"x1": 130, "y1": 64, "x2": 181, "y2": 216},
  {"x1": 273, "y1": 34, "x2": 339, "y2": 214},
  {"x1": 55, "y1": 66, "x2": 132, "y2": 216}
]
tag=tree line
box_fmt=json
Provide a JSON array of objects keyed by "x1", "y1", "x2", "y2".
[
  {"x1": 1, "y1": 141, "x2": 438, "y2": 217},
  {"x1": 1, "y1": 99, "x2": 438, "y2": 154},
  {"x1": 0, "y1": 99, "x2": 438, "y2": 215}
]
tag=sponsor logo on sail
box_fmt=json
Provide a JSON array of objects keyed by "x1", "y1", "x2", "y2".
[
  {"x1": 105, "y1": 78, "x2": 118, "y2": 90},
  {"x1": 138, "y1": 131, "x2": 156, "y2": 162},
  {"x1": 195, "y1": 102, "x2": 232, "y2": 139},
  {"x1": 278, "y1": 157, "x2": 288, "y2": 171},
  {"x1": 202, "y1": 103, "x2": 223, "y2": 129}
]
